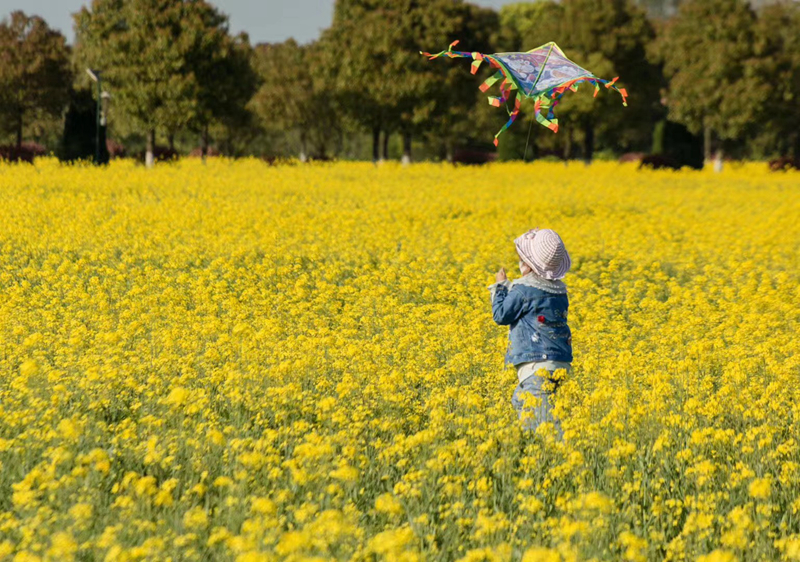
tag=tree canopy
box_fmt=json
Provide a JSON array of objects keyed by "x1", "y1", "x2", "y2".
[
  {"x1": 73, "y1": 0, "x2": 256, "y2": 165},
  {"x1": 0, "y1": 11, "x2": 71, "y2": 150},
  {"x1": 656, "y1": 0, "x2": 767, "y2": 159},
  {"x1": 2, "y1": 0, "x2": 800, "y2": 164}
]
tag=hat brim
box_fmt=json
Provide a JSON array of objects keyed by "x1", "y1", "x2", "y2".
[{"x1": 516, "y1": 242, "x2": 571, "y2": 280}]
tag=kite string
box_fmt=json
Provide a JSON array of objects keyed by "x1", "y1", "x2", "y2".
[{"x1": 523, "y1": 113, "x2": 534, "y2": 163}]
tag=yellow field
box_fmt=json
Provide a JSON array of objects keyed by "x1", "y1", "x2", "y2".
[{"x1": 0, "y1": 158, "x2": 799, "y2": 561}]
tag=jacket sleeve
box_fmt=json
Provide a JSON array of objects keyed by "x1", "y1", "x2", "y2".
[{"x1": 491, "y1": 285, "x2": 526, "y2": 325}]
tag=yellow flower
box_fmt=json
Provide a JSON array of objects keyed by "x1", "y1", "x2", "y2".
[
  {"x1": 250, "y1": 497, "x2": 277, "y2": 516},
  {"x1": 375, "y1": 493, "x2": 404, "y2": 516},
  {"x1": 1, "y1": 159, "x2": 799, "y2": 560},
  {"x1": 214, "y1": 476, "x2": 234, "y2": 488},
  {"x1": 696, "y1": 549, "x2": 737, "y2": 562},
  {"x1": 748, "y1": 477, "x2": 771, "y2": 500},
  {"x1": 521, "y1": 547, "x2": 561, "y2": 562},
  {"x1": 46, "y1": 532, "x2": 78, "y2": 561},
  {"x1": 58, "y1": 419, "x2": 81, "y2": 441},
  {"x1": 183, "y1": 507, "x2": 209, "y2": 530},
  {"x1": 275, "y1": 531, "x2": 305, "y2": 556},
  {"x1": 367, "y1": 527, "x2": 417, "y2": 560},
  {"x1": 69, "y1": 503, "x2": 93, "y2": 521},
  {"x1": 165, "y1": 386, "x2": 190, "y2": 407},
  {"x1": 19, "y1": 359, "x2": 39, "y2": 377},
  {"x1": 134, "y1": 475, "x2": 158, "y2": 497}
]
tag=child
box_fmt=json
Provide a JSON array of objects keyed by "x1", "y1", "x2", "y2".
[{"x1": 488, "y1": 228, "x2": 572, "y2": 435}]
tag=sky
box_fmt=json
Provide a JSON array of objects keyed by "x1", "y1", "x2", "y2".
[{"x1": 0, "y1": 0, "x2": 517, "y2": 46}]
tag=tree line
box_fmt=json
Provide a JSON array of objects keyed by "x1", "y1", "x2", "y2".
[{"x1": 1, "y1": 0, "x2": 799, "y2": 167}]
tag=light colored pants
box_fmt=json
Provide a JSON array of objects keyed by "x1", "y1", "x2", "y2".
[{"x1": 512, "y1": 362, "x2": 571, "y2": 437}]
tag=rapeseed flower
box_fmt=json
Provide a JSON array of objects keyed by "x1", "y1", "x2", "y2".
[{"x1": 0, "y1": 158, "x2": 798, "y2": 559}]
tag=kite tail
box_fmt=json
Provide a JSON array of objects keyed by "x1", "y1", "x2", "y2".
[
  {"x1": 420, "y1": 40, "x2": 475, "y2": 63},
  {"x1": 534, "y1": 96, "x2": 559, "y2": 134},
  {"x1": 601, "y1": 76, "x2": 629, "y2": 107},
  {"x1": 493, "y1": 95, "x2": 522, "y2": 147}
]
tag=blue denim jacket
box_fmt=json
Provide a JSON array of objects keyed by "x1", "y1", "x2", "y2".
[{"x1": 490, "y1": 275, "x2": 572, "y2": 366}]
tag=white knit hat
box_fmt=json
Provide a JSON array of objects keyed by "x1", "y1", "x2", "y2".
[{"x1": 514, "y1": 228, "x2": 571, "y2": 280}]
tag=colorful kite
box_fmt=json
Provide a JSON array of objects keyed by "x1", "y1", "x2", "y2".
[{"x1": 421, "y1": 41, "x2": 628, "y2": 146}]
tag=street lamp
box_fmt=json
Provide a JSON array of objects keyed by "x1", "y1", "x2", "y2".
[{"x1": 86, "y1": 68, "x2": 102, "y2": 163}]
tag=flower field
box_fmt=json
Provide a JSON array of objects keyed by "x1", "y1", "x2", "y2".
[{"x1": 1, "y1": 158, "x2": 799, "y2": 561}]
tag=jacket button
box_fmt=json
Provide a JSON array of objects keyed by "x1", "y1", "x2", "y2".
[{"x1": 542, "y1": 354, "x2": 547, "y2": 359}]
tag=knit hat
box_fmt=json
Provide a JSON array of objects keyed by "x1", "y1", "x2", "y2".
[{"x1": 514, "y1": 228, "x2": 571, "y2": 280}]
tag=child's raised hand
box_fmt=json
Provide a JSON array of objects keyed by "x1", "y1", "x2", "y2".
[{"x1": 495, "y1": 267, "x2": 507, "y2": 283}]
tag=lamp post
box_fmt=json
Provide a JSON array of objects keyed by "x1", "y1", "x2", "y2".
[{"x1": 86, "y1": 68, "x2": 102, "y2": 163}]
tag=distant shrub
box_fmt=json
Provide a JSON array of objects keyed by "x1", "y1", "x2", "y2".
[
  {"x1": 0, "y1": 142, "x2": 47, "y2": 163},
  {"x1": 768, "y1": 157, "x2": 799, "y2": 172},
  {"x1": 106, "y1": 139, "x2": 126, "y2": 159},
  {"x1": 639, "y1": 154, "x2": 682, "y2": 170},
  {"x1": 135, "y1": 146, "x2": 179, "y2": 163},
  {"x1": 188, "y1": 146, "x2": 222, "y2": 158},
  {"x1": 619, "y1": 152, "x2": 645, "y2": 163}
]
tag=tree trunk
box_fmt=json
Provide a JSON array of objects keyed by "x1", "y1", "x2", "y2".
[
  {"x1": 713, "y1": 147, "x2": 724, "y2": 173},
  {"x1": 381, "y1": 130, "x2": 390, "y2": 162},
  {"x1": 299, "y1": 132, "x2": 308, "y2": 163},
  {"x1": 703, "y1": 125, "x2": 712, "y2": 165},
  {"x1": 792, "y1": 131, "x2": 800, "y2": 160},
  {"x1": 145, "y1": 129, "x2": 155, "y2": 169},
  {"x1": 168, "y1": 133, "x2": 175, "y2": 152},
  {"x1": 315, "y1": 139, "x2": 327, "y2": 160},
  {"x1": 16, "y1": 113, "x2": 23, "y2": 151},
  {"x1": 401, "y1": 131, "x2": 412, "y2": 166},
  {"x1": 202, "y1": 125, "x2": 209, "y2": 162},
  {"x1": 652, "y1": 119, "x2": 665, "y2": 155},
  {"x1": 583, "y1": 121, "x2": 594, "y2": 166},
  {"x1": 336, "y1": 128, "x2": 344, "y2": 158},
  {"x1": 564, "y1": 131, "x2": 572, "y2": 162},
  {"x1": 372, "y1": 126, "x2": 380, "y2": 163}
]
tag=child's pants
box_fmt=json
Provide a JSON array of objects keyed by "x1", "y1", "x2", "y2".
[{"x1": 512, "y1": 362, "x2": 569, "y2": 438}]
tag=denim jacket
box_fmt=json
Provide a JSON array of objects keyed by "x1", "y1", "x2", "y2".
[{"x1": 489, "y1": 274, "x2": 572, "y2": 366}]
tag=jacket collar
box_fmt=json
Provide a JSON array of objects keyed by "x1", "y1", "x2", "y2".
[{"x1": 510, "y1": 272, "x2": 567, "y2": 294}]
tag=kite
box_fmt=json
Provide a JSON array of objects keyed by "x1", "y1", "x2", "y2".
[{"x1": 421, "y1": 41, "x2": 628, "y2": 146}]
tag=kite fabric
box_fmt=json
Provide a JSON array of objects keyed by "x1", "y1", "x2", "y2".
[{"x1": 420, "y1": 40, "x2": 629, "y2": 146}]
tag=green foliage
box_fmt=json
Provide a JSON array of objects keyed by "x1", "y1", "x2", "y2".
[
  {"x1": 73, "y1": 0, "x2": 256, "y2": 157},
  {"x1": 323, "y1": 0, "x2": 498, "y2": 157},
  {"x1": 656, "y1": 0, "x2": 767, "y2": 143},
  {"x1": 0, "y1": 11, "x2": 71, "y2": 149},
  {"x1": 498, "y1": 0, "x2": 658, "y2": 159},
  {"x1": 250, "y1": 39, "x2": 342, "y2": 159},
  {"x1": 5, "y1": 0, "x2": 800, "y2": 161},
  {"x1": 751, "y1": 2, "x2": 800, "y2": 157},
  {"x1": 499, "y1": 1, "x2": 563, "y2": 52}
]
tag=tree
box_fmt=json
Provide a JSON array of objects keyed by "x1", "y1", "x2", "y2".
[
  {"x1": 752, "y1": 2, "x2": 800, "y2": 158},
  {"x1": 415, "y1": 3, "x2": 499, "y2": 162},
  {"x1": 323, "y1": 0, "x2": 496, "y2": 163},
  {"x1": 182, "y1": 8, "x2": 258, "y2": 158},
  {"x1": 322, "y1": 1, "x2": 403, "y2": 162},
  {"x1": 656, "y1": 0, "x2": 767, "y2": 167},
  {"x1": 498, "y1": 0, "x2": 659, "y2": 162},
  {"x1": 73, "y1": 0, "x2": 253, "y2": 166},
  {"x1": 0, "y1": 11, "x2": 71, "y2": 151},
  {"x1": 250, "y1": 39, "x2": 341, "y2": 160}
]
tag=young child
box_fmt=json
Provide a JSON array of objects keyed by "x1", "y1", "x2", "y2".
[{"x1": 488, "y1": 228, "x2": 572, "y2": 435}]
